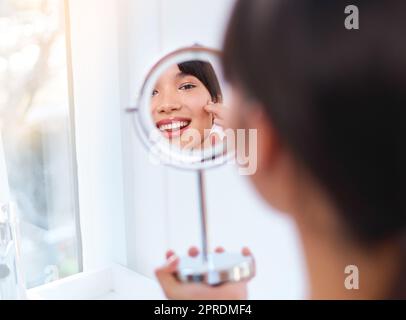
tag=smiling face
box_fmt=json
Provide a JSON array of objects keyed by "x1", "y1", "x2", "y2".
[{"x1": 151, "y1": 64, "x2": 214, "y2": 149}]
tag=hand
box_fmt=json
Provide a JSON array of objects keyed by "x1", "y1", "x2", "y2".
[
  {"x1": 204, "y1": 102, "x2": 230, "y2": 128},
  {"x1": 155, "y1": 246, "x2": 255, "y2": 300}
]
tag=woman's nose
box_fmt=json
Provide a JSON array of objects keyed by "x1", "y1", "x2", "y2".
[{"x1": 156, "y1": 103, "x2": 181, "y2": 114}]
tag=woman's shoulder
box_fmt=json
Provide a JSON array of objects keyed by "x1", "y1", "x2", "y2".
[{"x1": 387, "y1": 236, "x2": 406, "y2": 300}]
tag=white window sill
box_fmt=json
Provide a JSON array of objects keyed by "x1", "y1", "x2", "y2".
[{"x1": 27, "y1": 264, "x2": 165, "y2": 300}]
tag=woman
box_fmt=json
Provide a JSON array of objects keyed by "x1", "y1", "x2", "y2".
[
  {"x1": 151, "y1": 60, "x2": 226, "y2": 150},
  {"x1": 156, "y1": 0, "x2": 406, "y2": 299}
]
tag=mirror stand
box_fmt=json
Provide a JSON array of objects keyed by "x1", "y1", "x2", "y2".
[
  {"x1": 197, "y1": 169, "x2": 209, "y2": 262},
  {"x1": 175, "y1": 170, "x2": 255, "y2": 285}
]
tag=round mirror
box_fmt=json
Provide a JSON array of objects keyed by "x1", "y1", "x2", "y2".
[{"x1": 131, "y1": 46, "x2": 234, "y2": 170}]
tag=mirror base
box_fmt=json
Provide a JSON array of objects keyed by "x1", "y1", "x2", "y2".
[{"x1": 175, "y1": 252, "x2": 255, "y2": 286}]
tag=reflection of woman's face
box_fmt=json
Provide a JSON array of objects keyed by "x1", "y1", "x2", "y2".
[{"x1": 151, "y1": 64, "x2": 213, "y2": 149}]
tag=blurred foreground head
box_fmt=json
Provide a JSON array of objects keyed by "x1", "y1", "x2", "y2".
[{"x1": 223, "y1": 0, "x2": 406, "y2": 246}]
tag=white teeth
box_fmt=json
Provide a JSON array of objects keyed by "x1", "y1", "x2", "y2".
[{"x1": 158, "y1": 121, "x2": 189, "y2": 131}]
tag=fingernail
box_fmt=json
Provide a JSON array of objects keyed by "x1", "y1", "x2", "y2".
[{"x1": 167, "y1": 254, "x2": 178, "y2": 265}]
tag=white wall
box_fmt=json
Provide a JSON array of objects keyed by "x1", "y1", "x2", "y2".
[
  {"x1": 71, "y1": 0, "x2": 307, "y2": 299},
  {"x1": 117, "y1": 0, "x2": 307, "y2": 299}
]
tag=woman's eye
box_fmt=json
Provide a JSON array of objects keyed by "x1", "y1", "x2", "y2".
[
  {"x1": 179, "y1": 83, "x2": 196, "y2": 91},
  {"x1": 152, "y1": 89, "x2": 158, "y2": 97}
]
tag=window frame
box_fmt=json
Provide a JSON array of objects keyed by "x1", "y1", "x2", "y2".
[{"x1": 64, "y1": 0, "x2": 83, "y2": 276}]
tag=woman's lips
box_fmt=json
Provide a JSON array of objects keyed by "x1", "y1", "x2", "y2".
[{"x1": 156, "y1": 117, "x2": 192, "y2": 138}]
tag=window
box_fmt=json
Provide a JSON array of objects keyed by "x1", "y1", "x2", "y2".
[{"x1": 0, "y1": 0, "x2": 81, "y2": 288}]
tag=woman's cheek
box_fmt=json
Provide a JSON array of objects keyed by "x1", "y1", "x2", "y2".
[
  {"x1": 151, "y1": 103, "x2": 159, "y2": 122},
  {"x1": 183, "y1": 94, "x2": 211, "y2": 129}
]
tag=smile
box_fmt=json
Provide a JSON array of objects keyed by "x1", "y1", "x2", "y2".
[{"x1": 156, "y1": 117, "x2": 192, "y2": 138}]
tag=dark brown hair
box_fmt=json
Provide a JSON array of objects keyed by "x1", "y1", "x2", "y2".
[
  {"x1": 178, "y1": 61, "x2": 223, "y2": 103},
  {"x1": 222, "y1": 0, "x2": 406, "y2": 246}
]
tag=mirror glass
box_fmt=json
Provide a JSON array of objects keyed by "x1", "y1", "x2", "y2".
[{"x1": 132, "y1": 46, "x2": 234, "y2": 170}]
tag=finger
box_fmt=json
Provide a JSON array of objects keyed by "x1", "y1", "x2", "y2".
[
  {"x1": 213, "y1": 118, "x2": 226, "y2": 127},
  {"x1": 157, "y1": 255, "x2": 179, "y2": 274},
  {"x1": 204, "y1": 104, "x2": 224, "y2": 118},
  {"x1": 166, "y1": 250, "x2": 175, "y2": 260},
  {"x1": 155, "y1": 255, "x2": 180, "y2": 297},
  {"x1": 204, "y1": 104, "x2": 222, "y2": 115},
  {"x1": 188, "y1": 246, "x2": 200, "y2": 257},
  {"x1": 215, "y1": 246, "x2": 225, "y2": 253},
  {"x1": 241, "y1": 247, "x2": 252, "y2": 257},
  {"x1": 241, "y1": 247, "x2": 257, "y2": 276}
]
